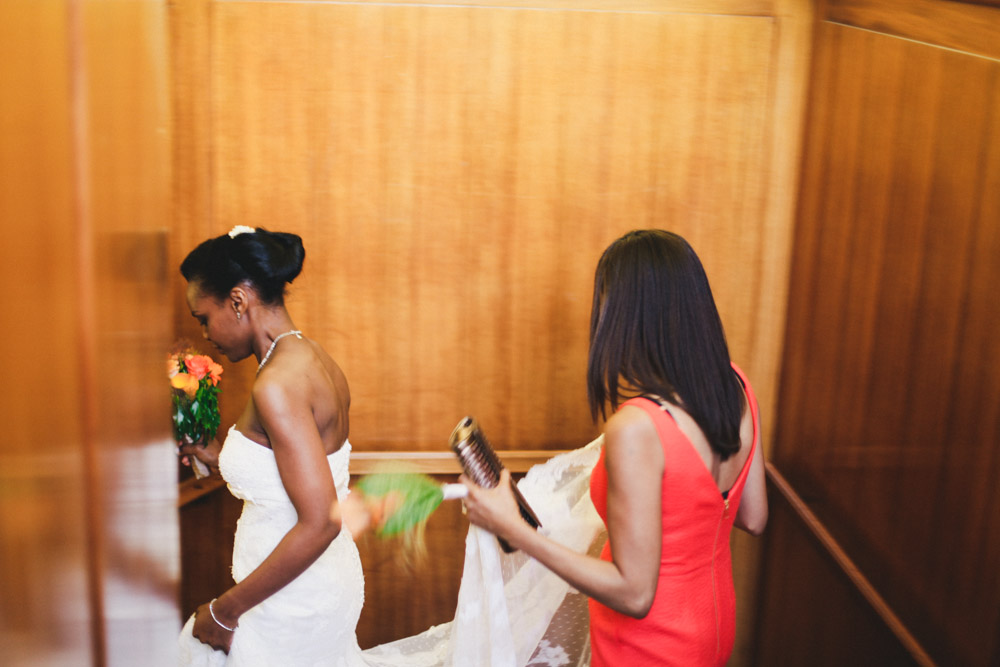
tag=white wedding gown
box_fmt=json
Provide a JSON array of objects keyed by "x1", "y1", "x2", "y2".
[{"x1": 179, "y1": 427, "x2": 606, "y2": 667}]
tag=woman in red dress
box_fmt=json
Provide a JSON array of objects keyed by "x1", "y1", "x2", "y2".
[{"x1": 462, "y1": 229, "x2": 768, "y2": 666}]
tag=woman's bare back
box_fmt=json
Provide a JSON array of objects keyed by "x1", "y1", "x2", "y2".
[{"x1": 235, "y1": 336, "x2": 351, "y2": 455}]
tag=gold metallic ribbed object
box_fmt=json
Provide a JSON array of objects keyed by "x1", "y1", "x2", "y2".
[{"x1": 449, "y1": 416, "x2": 541, "y2": 553}]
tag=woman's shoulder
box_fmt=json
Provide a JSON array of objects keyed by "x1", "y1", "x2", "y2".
[
  {"x1": 256, "y1": 337, "x2": 331, "y2": 381},
  {"x1": 252, "y1": 339, "x2": 313, "y2": 393},
  {"x1": 254, "y1": 340, "x2": 348, "y2": 416},
  {"x1": 604, "y1": 403, "x2": 660, "y2": 448},
  {"x1": 250, "y1": 368, "x2": 302, "y2": 417}
]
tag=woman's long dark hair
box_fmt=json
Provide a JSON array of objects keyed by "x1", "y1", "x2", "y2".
[
  {"x1": 586, "y1": 229, "x2": 742, "y2": 460},
  {"x1": 180, "y1": 227, "x2": 305, "y2": 304}
]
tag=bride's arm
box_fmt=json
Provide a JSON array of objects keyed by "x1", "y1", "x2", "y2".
[
  {"x1": 192, "y1": 377, "x2": 342, "y2": 651},
  {"x1": 462, "y1": 406, "x2": 663, "y2": 619}
]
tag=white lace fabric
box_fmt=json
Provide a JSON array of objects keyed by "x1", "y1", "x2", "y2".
[
  {"x1": 179, "y1": 430, "x2": 606, "y2": 667},
  {"x1": 364, "y1": 436, "x2": 606, "y2": 667}
]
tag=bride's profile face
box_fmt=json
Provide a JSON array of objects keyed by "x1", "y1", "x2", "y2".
[{"x1": 186, "y1": 281, "x2": 246, "y2": 362}]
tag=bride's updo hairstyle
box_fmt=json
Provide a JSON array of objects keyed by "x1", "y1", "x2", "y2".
[{"x1": 180, "y1": 227, "x2": 305, "y2": 305}]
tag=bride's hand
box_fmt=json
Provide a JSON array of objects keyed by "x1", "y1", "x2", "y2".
[
  {"x1": 460, "y1": 469, "x2": 523, "y2": 542},
  {"x1": 191, "y1": 600, "x2": 235, "y2": 653},
  {"x1": 178, "y1": 436, "x2": 222, "y2": 473}
]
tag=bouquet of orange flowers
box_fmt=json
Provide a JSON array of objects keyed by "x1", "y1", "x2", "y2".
[{"x1": 168, "y1": 343, "x2": 223, "y2": 478}]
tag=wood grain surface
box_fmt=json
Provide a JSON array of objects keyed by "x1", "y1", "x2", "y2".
[
  {"x1": 770, "y1": 12, "x2": 1000, "y2": 666},
  {"x1": 0, "y1": 1, "x2": 176, "y2": 663}
]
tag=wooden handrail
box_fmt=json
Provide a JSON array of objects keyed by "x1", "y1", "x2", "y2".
[
  {"x1": 349, "y1": 449, "x2": 571, "y2": 475},
  {"x1": 177, "y1": 449, "x2": 570, "y2": 508},
  {"x1": 765, "y1": 462, "x2": 937, "y2": 667},
  {"x1": 177, "y1": 475, "x2": 226, "y2": 507}
]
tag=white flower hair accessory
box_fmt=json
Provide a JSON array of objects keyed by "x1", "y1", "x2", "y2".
[{"x1": 228, "y1": 225, "x2": 256, "y2": 238}]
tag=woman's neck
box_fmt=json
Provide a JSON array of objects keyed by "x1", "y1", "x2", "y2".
[{"x1": 249, "y1": 307, "x2": 298, "y2": 365}]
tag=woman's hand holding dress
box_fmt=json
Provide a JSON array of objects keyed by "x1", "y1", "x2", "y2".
[
  {"x1": 191, "y1": 600, "x2": 235, "y2": 654},
  {"x1": 462, "y1": 407, "x2": 664, "y2": 619}
]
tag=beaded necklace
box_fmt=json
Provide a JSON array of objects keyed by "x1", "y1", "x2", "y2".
[{"x1": 257, "y1": 330, "x2": 302, "y2": 373}]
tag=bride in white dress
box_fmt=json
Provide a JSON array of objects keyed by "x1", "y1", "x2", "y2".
[
  {"x1": 179, "y1": 425, "x2": 368, "y2": 666},
  {"x1": 178, "y1": 226, "x2": 606, "y2": 666},
  {"x1": 177, "y1": 226, "x2": 372, "y2": 665}
]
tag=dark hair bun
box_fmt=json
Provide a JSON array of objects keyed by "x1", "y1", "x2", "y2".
[
  {"x1": 229, "y1": 229, "x2": 305, "y2": 301},
  {"x1": 180, "y1": 227, "x2": 306, "y2": 304}
]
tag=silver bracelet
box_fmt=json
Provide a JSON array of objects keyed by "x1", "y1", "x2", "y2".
[{"x1": 208, "y1": 598, "x2": 236, "y2": 632}]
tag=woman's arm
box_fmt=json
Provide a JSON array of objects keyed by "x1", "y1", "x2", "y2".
[
  {"x1": 734, "y1": 398, "x2": 767, "y2": 535},
  {"x1": 734, "y1": 435, "x2": 767, "y2": 535},
  {"x1": 462, "y1": 406, "x2": 663, "y2": 618},
  {"x1": 190, "y1": 378, "x2": 342, "y2": 652}
]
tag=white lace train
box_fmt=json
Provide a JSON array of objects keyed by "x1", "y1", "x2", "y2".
[{"x1": 363, "y1": 436, "x2": 606, "y2": 667}]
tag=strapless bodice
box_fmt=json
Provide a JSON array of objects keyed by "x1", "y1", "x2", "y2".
[{"x1": 218, "y1": 426, "x2": 352, "y2": 507}]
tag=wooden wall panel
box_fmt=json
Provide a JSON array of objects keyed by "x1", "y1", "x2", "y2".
[
  {"x1": 770, "y1": 11, "x2": 1000, "y2": 666},
  {"x1": 192, "y1": 1, "x2": 781, "y2": 452},
  {"x1": 0, "y1": 1, "x2": 177, "y2": 664},
  {"x1": 171, "y1": 0, "x2": 811, "y2": 662},
  {"x1": 179, "y1": 490, "x2": 244, "y2": 620},
  {"x1": 352, "y1": 474, "x2": 469, "y2": 649},
  {"x1": 81, "y1": 2, "x2": 178, "y2": 661},
  {"x1": 755, "y1": 485, "x2": 918, "y2": 666},
  {"x1": 0, "y1": 2, "x2": 92, "y2": 663}
]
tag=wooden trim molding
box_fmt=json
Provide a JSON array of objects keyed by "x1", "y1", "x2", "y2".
[
  {"x1": 177, "y1": 449, "x2": 571, "y2": 507},
  {"x1": 764, "y1": 462, "x2": 937, "y2": 667},
  {"x1": 349, "y1": 449, "x2": 571, "y2": 475},
  {"x1": 824, "y1": 0, "x2": 1000, "y2": 61},
  {"x1": 177, "y1": 474, "x2": 227, "y2": 507},
  {"x1": 208, "y1": 0, "x2": 778, "y2": 16}
]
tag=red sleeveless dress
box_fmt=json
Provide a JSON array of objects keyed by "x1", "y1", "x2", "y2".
[{"x1": 588, "y1": 364, "x2": 759, "y2": 666}]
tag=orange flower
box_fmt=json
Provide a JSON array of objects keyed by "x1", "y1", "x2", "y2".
[
  {"x1": 208, "y1": 361, "x2": 224, "y2": 386},
  {"x1": 171, "y1": 372, "x2": 199, "y2": 398},
  {"x1": 184, "y1": 354, "x2": 213, "y2": 381}
]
